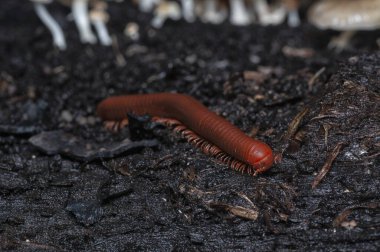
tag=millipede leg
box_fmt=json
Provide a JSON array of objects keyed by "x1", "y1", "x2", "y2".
[
  {"x1": 155, "y1": 117, "x2": 254, "y2": 174},
  {"x1": 105, "y1": 116, "x2": 255, "y2": 175},
  {"x1": 104, "y1": 118, "x2": 129, "y2": 132}
]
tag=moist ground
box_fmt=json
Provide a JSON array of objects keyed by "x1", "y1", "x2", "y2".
[{"x1": 0, "y1": 1, "x2": 379, "y2": 251}]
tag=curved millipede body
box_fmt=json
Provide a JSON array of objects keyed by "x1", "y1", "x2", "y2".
[{"x1": 97, "y1": 93, "x2": 274, "y2": 174}]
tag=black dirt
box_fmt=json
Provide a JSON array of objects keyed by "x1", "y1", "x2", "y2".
[{"x1": 0, "y1": 1, "x2": 379, "y2": 251}]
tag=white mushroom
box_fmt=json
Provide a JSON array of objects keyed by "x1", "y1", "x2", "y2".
[
  {"x1": 90, "y1": 1, "x2": 112, "y2": 46},
  {"x1": 282, "y1": 0, "x2": 300, "y2": 27},
  {"x1": 229, "y1": 0, "x2": 252, "y2": 26},
  {"x1": 196, "y1": 0, "x2": 228, "y2": 25},
  {"x1": 308, "y1": 0, "x2": 380, "y2": 51},
  {"x1": 151, "y1": 1, "x2": 181, "y2": 28},
  {"x1": 287, "y1": 9, "x2": 300, "y2": 27},
  {"x1": 181, "y1": 0, "x2": 196, "y2": 23},
  {"x1": 32, "y1": 0, "x2": 67, "y2": 50},
  {"x1": 254, "y1": 0, "x2": 287, "y2": 26},
  {"x1": 72, "y1": 0, "x2": 97, "y2": 44}
]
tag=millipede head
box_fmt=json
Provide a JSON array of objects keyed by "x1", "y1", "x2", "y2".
[{"x1": 246, "y1": 141, "x2": 274, "y2": 173}]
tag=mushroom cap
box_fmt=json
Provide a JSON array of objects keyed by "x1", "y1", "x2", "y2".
[
  {"x1": 308, "y1": 0, "x2": 380, "y2": 31},
  {"x1": 155, "y1": 1, "x2": 181, "y2": 20},
  {"x1": 90, "y1": 9, "x2": 109, "y2": 22}
]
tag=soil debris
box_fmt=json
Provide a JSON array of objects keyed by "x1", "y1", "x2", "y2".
[
  {"x1": 29, "y1": 130, "x2": 158, "y2": 161},
  {"x1": 0, "y1": 0, "x2": 379, "y2": 250}
]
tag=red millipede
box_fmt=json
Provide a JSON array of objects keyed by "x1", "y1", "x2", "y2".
[{"x1": 97, "y1": 93, "x2": 274, "y2": 175}]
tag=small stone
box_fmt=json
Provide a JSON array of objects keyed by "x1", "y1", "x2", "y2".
[
  {"x1": 76, "y1": 115, "x2": 87, "y2": 125},
  {"x1": 348, "y1": 56, "x2": 359, "y2": 64},
  {"x1": 60, "y1": 110, "x2": 73, "y2": 123},
  {"x1": 86, "y1": 116, "x2": 97, "y2": 125}
]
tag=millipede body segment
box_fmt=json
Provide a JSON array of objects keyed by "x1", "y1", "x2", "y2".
[{"x1": 97, "y1": 93, "x2": 274, "y2": 174}]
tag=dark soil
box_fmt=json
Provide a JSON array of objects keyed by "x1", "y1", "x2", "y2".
[{"x1": 0, "y1": 1, "x2": 379, "y2": 251}]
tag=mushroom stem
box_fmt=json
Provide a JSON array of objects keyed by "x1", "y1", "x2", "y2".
[
  {"x1": 90, "y1": 1, "x2": 112, "y2": 46},
  {"x1": 287, "y1": 9, "x2": 300, "y2": 27},
  {"x1": 229, "y1": 0, "x2": 251, "y2": 26},
  {"x1": 181, "y1": 0, "x2": 195, "y2": 23},
  {"x1": 91, "y1": 18, "x2": 112, "y2": 46},
  {"x1": 282, "y1": 0, "x2": 300, "y2": 27},
  {"x1": 151, "y1": 1, "x2": 181, "y2": 28},
  {"x1": 199, "y1": 0, "x2": 227, "y2": 24},
  {"x1": 72, "y1": 0, "x2": 97, "y2": 44},
  {"x1": 255, "y1": 0, "x2": 286, "y2": 26},
  {"x1": 328, "y1": 30, "x2": 356, "y2": 52},
  {"x1": 33, "y1": 2, "x2": 67, "y2": 50}
]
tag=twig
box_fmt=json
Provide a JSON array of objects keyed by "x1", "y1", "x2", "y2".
[
  {"x1": 322, "y1": 123, "x2": 332, "y2": 148},
  {"x1": 310, "y1": 114, "x2": 340, "y2": 121},
  {"x1": 311, "y1": 142, "x2": 344, "y2": 189},
  {"x1": 282, "y1": 107, "x2": 309, "y2": 142},
  {"x1": 308, "y1": 67, "x2": 325, "y2": 91}
]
